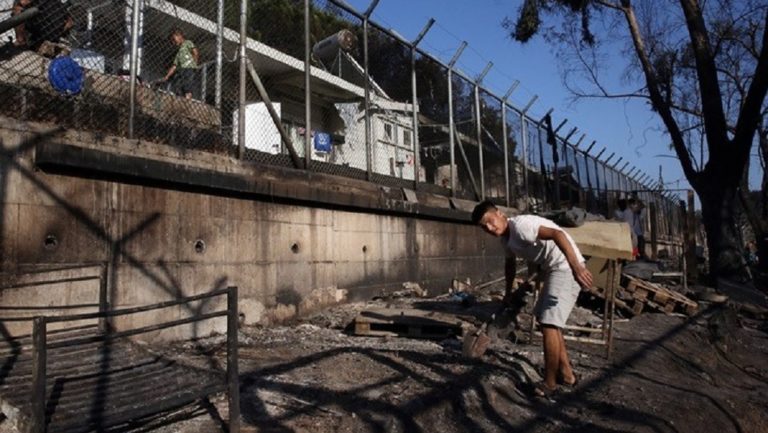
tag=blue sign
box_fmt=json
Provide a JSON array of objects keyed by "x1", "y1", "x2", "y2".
[{"x1": 314, "y1": 132, "x2": 332, "y2": 153}]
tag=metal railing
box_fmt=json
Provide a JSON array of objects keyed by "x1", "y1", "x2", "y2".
[
  {"x1": 29, "y1": 286, "x2": 240, "y2": 433},
  {"x1": 0, "y1": 263, "x2": 109, "y2": 331},
  {"x1": 0, "y1": 0, "x2": 684, "y2": 241}
]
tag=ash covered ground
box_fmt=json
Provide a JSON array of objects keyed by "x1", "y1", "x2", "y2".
[{"x1": 141, "y1": 286, "x2": 768, "y2": 433}]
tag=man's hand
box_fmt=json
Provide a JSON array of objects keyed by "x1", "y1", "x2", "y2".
[{"x1": 572, "y1": 264, "x2": 593, "y2": 289}]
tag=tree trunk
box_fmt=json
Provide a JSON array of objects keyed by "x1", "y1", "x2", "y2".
[{"x1": 699, "y1": 181, "x2": 747, "y2": 280}]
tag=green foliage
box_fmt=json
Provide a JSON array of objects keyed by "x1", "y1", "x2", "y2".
[{"x1": 506, "y1": 0, "x2": 594, "y2": 45}]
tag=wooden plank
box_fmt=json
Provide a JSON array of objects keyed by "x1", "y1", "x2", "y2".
[
  {"x1": 634, "y1": 288, "x2": 649, "y2": 301},
  {"x1": 353, "y1": 309, "x2": 466, "y2": 339},
  {"x1": 354, "y1": 309, "x2": 465, "y2": 327},
  {"x1": 562, "y1": 221, "x2": 634, "y2": 260}
]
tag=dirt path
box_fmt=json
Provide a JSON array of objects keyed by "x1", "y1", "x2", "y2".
[{"x1": 146, "y1": 300, "x2": 768, "y2": 433}]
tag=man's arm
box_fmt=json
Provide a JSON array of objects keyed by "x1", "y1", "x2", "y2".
[
  {"x1": 504, "y1": 255, "x2": 517, "y2": 298},
  {"x1": 192, "y1": 47, "x2": 200, "y2": 66},
  {"x1": 163, "y1": 65, "x2": 177, "y2": 82},
  {"x1": 538, "y1": 226, "x2": 593, "y2": 289}
]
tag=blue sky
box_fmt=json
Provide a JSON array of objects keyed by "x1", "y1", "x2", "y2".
[{"x1": 341, "y1": 0, "x2": 764, "y2": 200}]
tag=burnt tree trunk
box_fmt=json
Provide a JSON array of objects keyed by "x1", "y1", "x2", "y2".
[{"x1": 699, "y1": 184, "x2": 744, "y2": 278}]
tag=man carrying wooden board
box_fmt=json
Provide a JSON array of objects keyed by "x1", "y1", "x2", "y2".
[{"x1": 471, "y1": 201, "x2": 593, "y2": 398}]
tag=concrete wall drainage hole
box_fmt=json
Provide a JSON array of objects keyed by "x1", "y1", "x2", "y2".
[
  {"x1": 291, "y1": 243, "x2": 300, "y2": 254},
  {"x1": 44, "y1": 234, "x2": 58, "y2": 250},
  {"x1": 362, "y1": 245, "x2": 368, "y2": 253},
  {"x1": 194, "y1": 240, "x2": 206, "y2": 254}
]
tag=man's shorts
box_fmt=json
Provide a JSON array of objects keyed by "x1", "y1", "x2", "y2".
[
  {"x1": 533, "y1": 268, "x2": 581, "y2": 328},
  {"x1": 175, "y1": 68, "x2": 196, "y2": 96}
]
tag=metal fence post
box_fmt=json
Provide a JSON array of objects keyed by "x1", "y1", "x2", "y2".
[
  {"x1": 447, "y1": 42, "x2": 467, "y2": 197},
  {"x1": 237, "y1": 0, "x2": 247, "y2": 160},
  {"x1": 519, "y1": 112, "x2": 528, "y2": 205},
  {"x1": 304, "y1": 0, "x2": 312, "y2": 169},
  {"x1": 98, "y1": 263, "x2": 109, "y2": 333},
  {"x1": 410, "y1": 48, "x2": 419, "y2": 189},
  {"x1": 501, "y1": 102, "x2": 510, "y2": 207},
  {"x1": 520, "y1": 95, "x2": 537, "y2": 207},
  {"x1": 474, "y1": 63, "x2": 492, "y2": 201},
  {"x1": 127, "y1": 0, "x2": 142, "y2": 139},
  {"x1": 31, "y1": 317, "x2": 47, "y2": 433},
  {"x1": 215, "y1": 0, "x2": 224, "y2": 110},
  {"x1": 362, "y1": 14, "x2": 373, "y2": 179},
  {"x1": 227, "y1": 286, "x2": 240, "y2": 433},
  {"x1": 411, "y1": 19, "x2": 434, "y2": 190}
]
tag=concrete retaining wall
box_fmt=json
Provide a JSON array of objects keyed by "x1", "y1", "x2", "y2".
[{"x1": 0, "y1": 119, "x2": 506, "y2": 341}]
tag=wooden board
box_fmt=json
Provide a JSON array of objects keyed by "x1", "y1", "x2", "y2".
[
  {"x1": 563, "y1": 221, "x2": 634, "y2": 260},
  {"x1": 353, "y1": 308, "x2": 468, "y2": 339}
]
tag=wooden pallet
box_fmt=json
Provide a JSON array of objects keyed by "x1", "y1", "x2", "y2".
[
  {"x1": 623, "y1": 275, "x2": 698, "y2": 316},
  {"x1": 353, "y1": 308, "x2": 468, "y2": 339}
]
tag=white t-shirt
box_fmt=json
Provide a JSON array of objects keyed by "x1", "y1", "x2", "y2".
[{"x1": 500, "y1": 215, "x2": 585, "y2": 272}]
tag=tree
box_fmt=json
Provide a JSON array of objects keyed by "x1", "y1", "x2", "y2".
[{"x1": 506, "y1": 0, "x2": 768, "y2": 279}]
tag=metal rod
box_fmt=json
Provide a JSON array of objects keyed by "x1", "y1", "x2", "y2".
[
  {"x1": 522, "y1": 95, "x2": 538, "y2": 113},
  {"x1": 504, "y1": 81, "x2": 519, "y2": 100},
  {"x1": 127, "y1": 0, "x2": 142, "y2": 139},
  {"x1": 238, "y1": 0, "x2": 247, "y2": 159},
  {"x1": 215, "y1": 0, "x2": 223, "y2": 109},
  {"x1": 585, "y1": 140, "x2": 597, "y2": 154},
  {"x1": 474, "y1": 80, "x2": 485, "y2": 199},
  {"x1": 539, "y1": 108, "x2": 554, "y2": 124},
  {"x1": 98, "y1": 263, "x2": 108, "y2": 333},
  {"x1": 412, "y1": 18, "x2": 435, "y2": 45},
  {"x1": 447, "y1": 42, "x2": 467, "y2": 196},
  {"x1": 31, "y1": 317, "x2": 47, "y2": 433},
  {"x1": 520, "y1": 111, "x2": 529, "y2": 204},
  {"x1": 363, "y1": 16, "x2": 372, "y2": 180},
  {"x1": 604, "y1": 152, "x2": 616, "y2": 164},
  {"x1": 449, "y1": 41, "x2": 468, "y2": 67},
  {"x1": 201, "y1": 64, "x2": 208, "y2": 101},
  {"x1": 611, "y1": 157, "x2": 624, "y2": 169},
  {"x1": 48, "y1": 312, "x2": 229, "y2": 349},
  {"x1": 409, "y1": 19, "x2": 432, "y2": 190},
  {"x1": 502, "y1": 94, "x2": 510, "y2": 207},
  {"x1": 363, "y1": 0, "x2": 381, "y2": 17},
  {"x1": 563, "y1": 127, "x2": 578, "y2": 143},
  {"x1": 46, "y1": 287, "x2": 231, "y2": 323},
  {"x1": 245, "y1": 59, "x2": 303, "y2": 169},
  {"x1": 227, "y1": 286, "x2": 240, "y2": 433},
  {"x1": 453, "y1": 124, "x2": 481, "y2": 200},
  {"x1": 410, "y1": 54, "x2": 420, "y2": 189},
  {"x1": 554, "y1": 118, "x2": 568, "y2": 133},
  {"x1": 304, "y1": 0, "x2": 312, "y2": 169},
  {"x1": 448, "y1": 67, "x2": 456, "y2": 195},
  {"x1": 619, "y1": 161, "x2": 630, "y2": 172},
  {"x1": 594, "y1": 147, "x2": 607, "y2": 159},
  {"x1": 574, "y1": 133, "x2": 586, "y2": 148},
  {"x1": 477, "y1": 62, "x2": 493, "y2": 83}
]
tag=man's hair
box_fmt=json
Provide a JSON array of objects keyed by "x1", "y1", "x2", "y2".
[
  {"x1": 471, "y1": 200, "x2": 497, "y2": 225},
  {"x1": 169, "y1": 28, "x2": 184, "y2": 40}
]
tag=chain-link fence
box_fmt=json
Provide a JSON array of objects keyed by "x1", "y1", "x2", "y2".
[{"x1": 0, "y1": 0, "x2": 685, "y2": 244}]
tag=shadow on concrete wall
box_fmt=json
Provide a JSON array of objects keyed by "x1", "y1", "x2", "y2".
[{"x1": 0, "y1": 129, "x2": 231, "y2": 431}]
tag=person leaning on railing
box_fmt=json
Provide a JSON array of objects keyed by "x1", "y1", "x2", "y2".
[
  {"x1": 162, "y1": 28, "x2": 199, "y2": 99},
  {"x1": 11, "y1": 0, "x2": 73, "y2": 51},
  {"x1": 10, "y1": 0, "x2": 33, "y2": 47}
]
